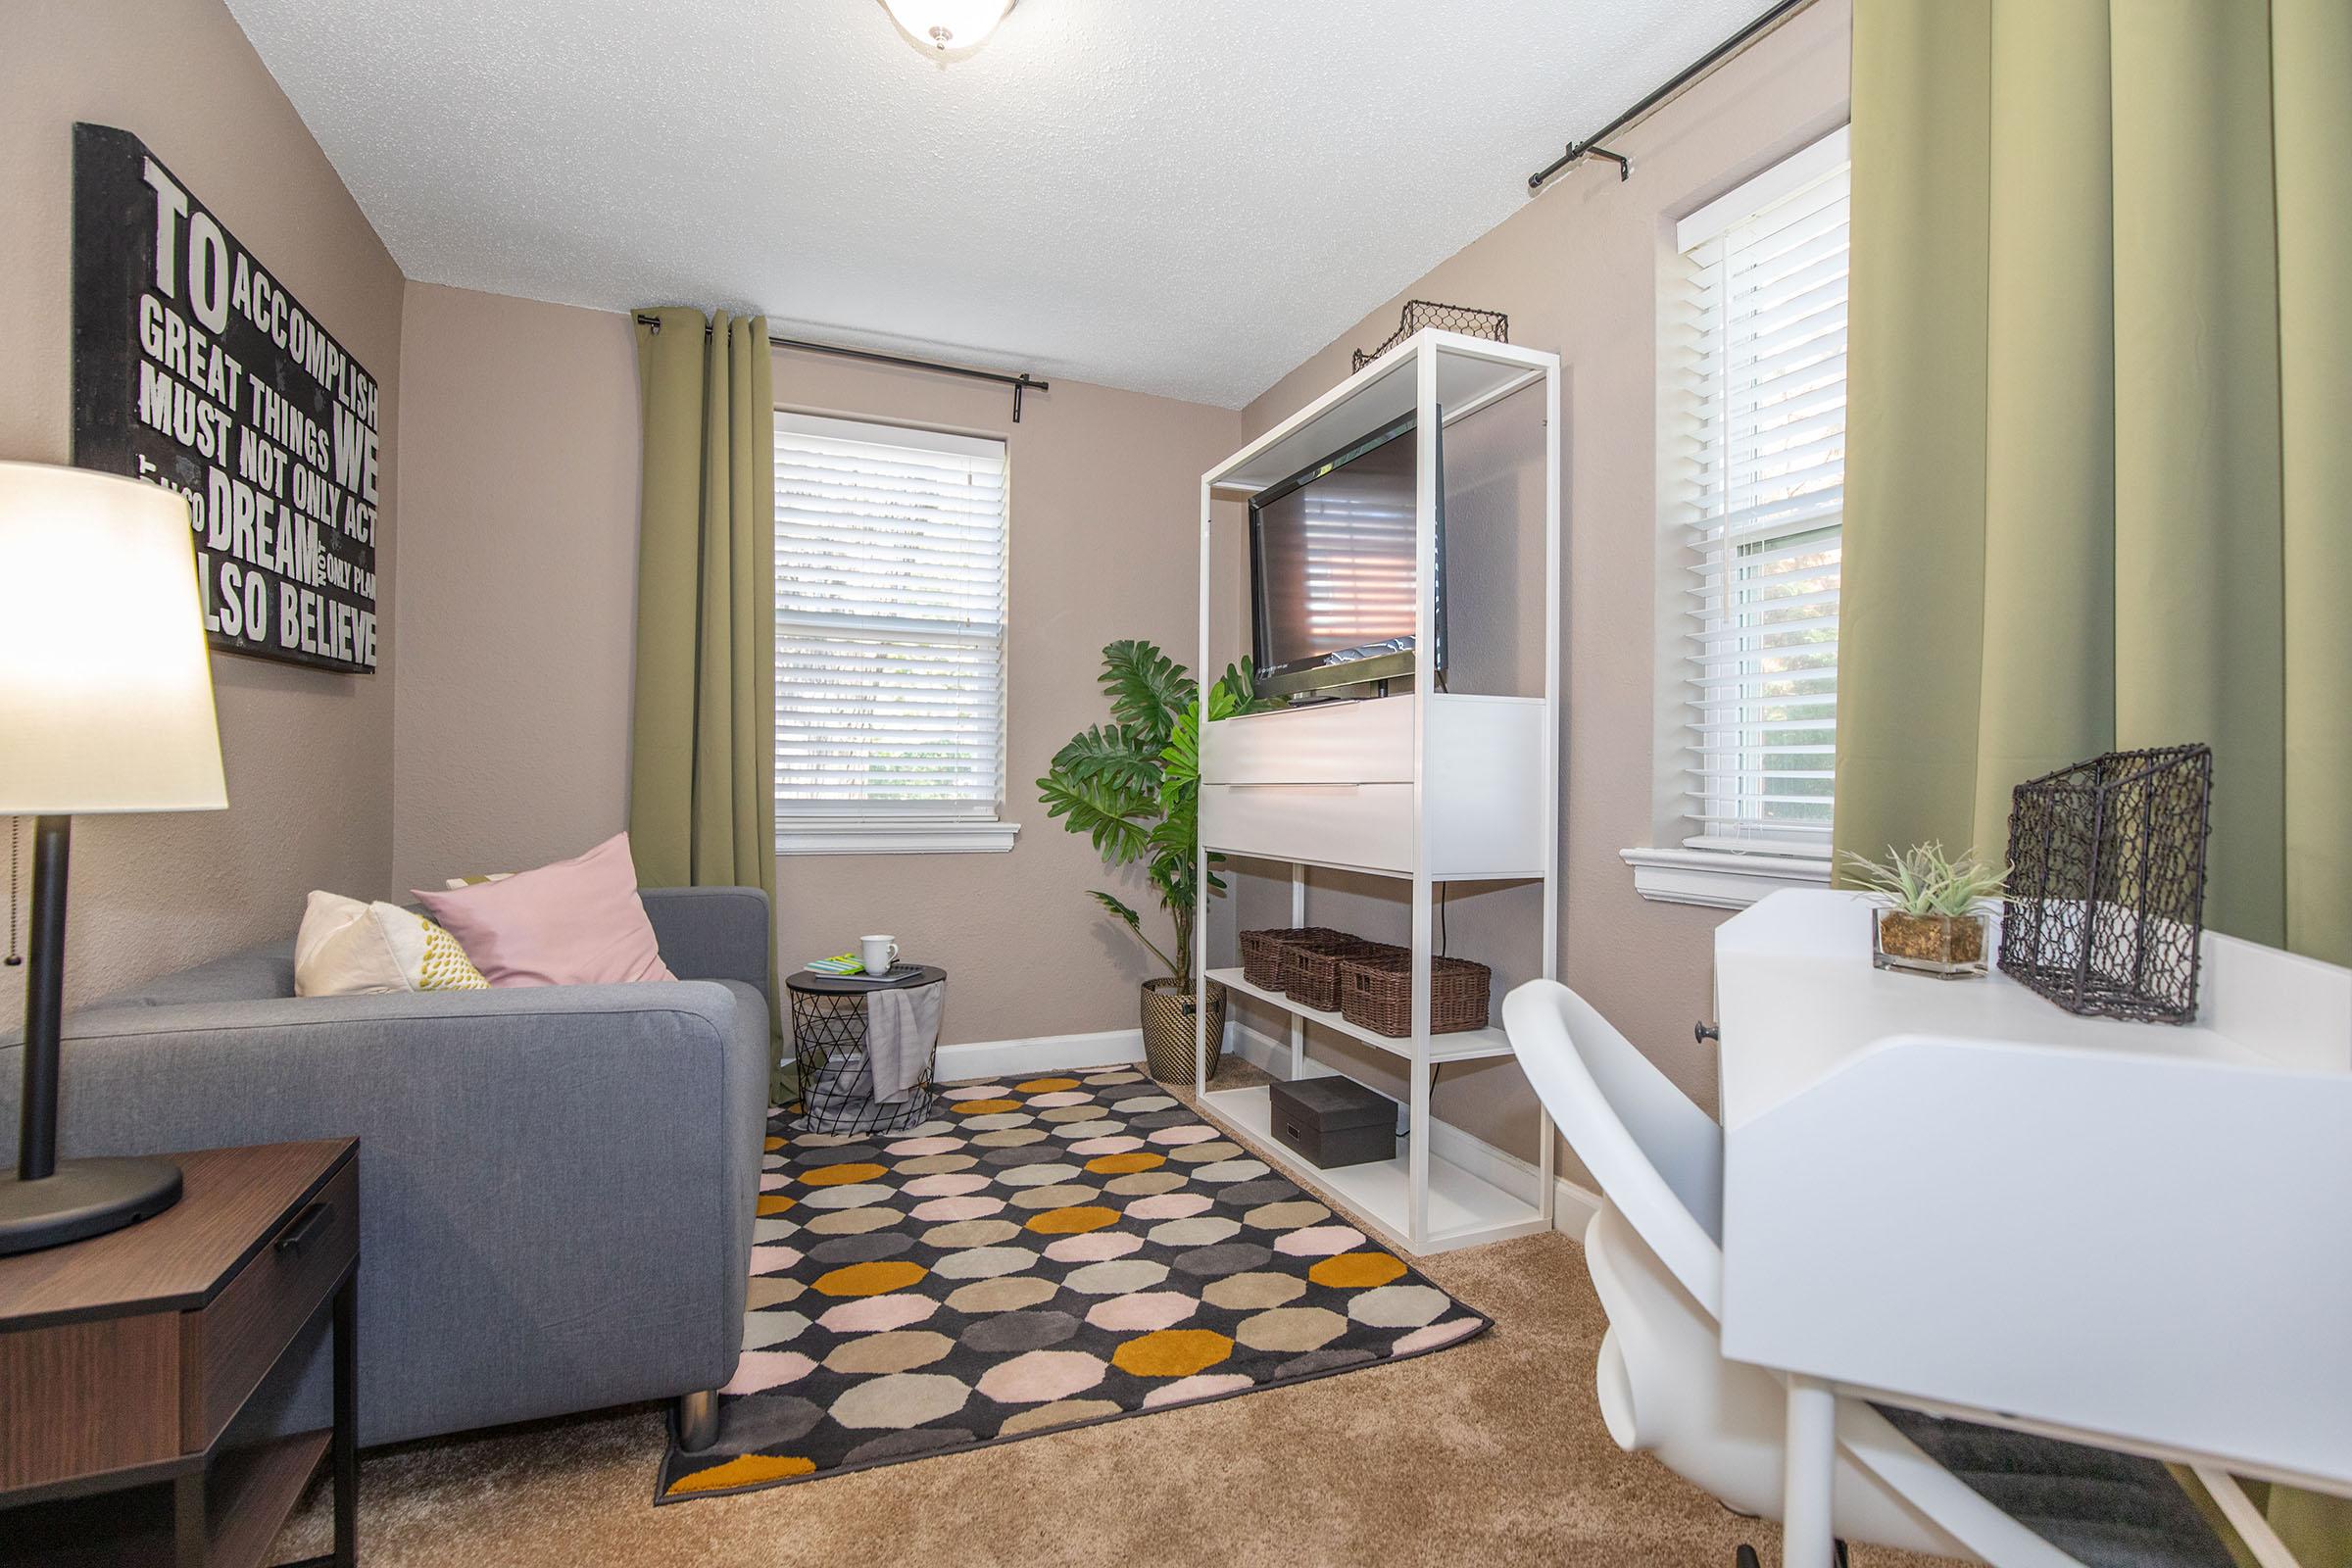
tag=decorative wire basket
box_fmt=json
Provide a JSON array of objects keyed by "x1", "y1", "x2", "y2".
[
  {"x1": 1281, "y1": 938, "x2": 1399, "y2": 1012},
  {"x1": 1239, "y1": 927, "x2": 1355, "y2": 991},
  {"x1": 1335, "y1": 951, "x2": 1492, "y2": 1037},
  {"x1": 1351, "y1": 300, "x2": 1509, "y2": 371},
  {"x1": 1998, "y1": 744, "x2": 2215, "y2": 1023}
]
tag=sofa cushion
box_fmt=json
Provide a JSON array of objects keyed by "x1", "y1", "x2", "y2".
[{"x1": 415, "y1": 832, "x2": 676, "y2": 988}]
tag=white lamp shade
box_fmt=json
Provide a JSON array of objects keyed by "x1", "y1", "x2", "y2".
[
  {"x1": 882, "y1": 0, "x2": 1012, "y2": 51},
  {"x1": 0, "y1": 462, "x2": 228, "y2": 815}
]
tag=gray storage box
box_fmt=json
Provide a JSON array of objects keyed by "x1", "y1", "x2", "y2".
[{"x1": 1268, "y1": 1076, "x2": 1396, "y2": 1169}]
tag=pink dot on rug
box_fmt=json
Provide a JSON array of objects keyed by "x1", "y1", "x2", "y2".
[
  {"x1": 1044, "y1": 1231, "x2": 1143, "y2": 1262},
  {"x1": 1142, "y1": 1373, "x2": 1253, "y2": 1409},
  {"x1": 749, "y1": 1244, "x2": 803, "y2": 1274},
  {"x1": 759, "y1": 1171, "x2": 791, "y2": 1191},
  {"x1": 975, "y1": 1349, "x2": 1107, "y2": 1404},
  {"x1": 1085, "y1": 1291, "x2": 1198, "y2": 1332},
  {"x1": 1147, "y1": 1124, "x2": 1223, "y2": 1147},
  {"x1": 943, "y1": 1085, "x2": 1009, "y2": 1102},
  {"x1": 886, "y1": 1136, "x2": 961, "y2": 1156},
  {"x1": 1124, "y1": 1193, "x2": 1212, "y2": 1220},
  {"x1": 823, "y1": 1298, "x2": 941, "y2": 1335},
  {"x1": 1066, "y1": 1135, "x2": 1145, "y2": 1155},
  {"x1": 1025, "y1": 1091, "x2": 1092, "y2": 1107},
  {"x1": 1273, "y1": 1225, "x2": 1366, "y2": 1257},
  {"x1": 819, "y1": 1294, "x2": 940, "y2": 1333},
  {"x1": 721, "y1": 1350, "x2": 814, "y2": 1396},
  {"x1": 904, "y1": 1172, "x2": 991, "y2": 1198},
  {"x1": 1394, "y1": 1318, "x2": 1481, "y2": 1355},
  {"x1": 912, "y1": 1196, "x2": 1004, "y2": 1221}
]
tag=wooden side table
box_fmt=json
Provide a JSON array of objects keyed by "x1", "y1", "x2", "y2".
[{"x1": 0, "y1": 1139, "x2": 359, "y2": 1567}]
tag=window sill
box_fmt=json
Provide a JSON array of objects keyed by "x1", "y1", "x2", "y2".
[
  {"x1": 1619, "y1": 845, "x2": 1833, "y2": 910},
  {"x1": 777, "y1": 820, "x2": 1021, "y2": 856}
]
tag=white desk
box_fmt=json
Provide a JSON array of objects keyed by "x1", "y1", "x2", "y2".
[{"x1": 1714, "y1": 890, "x2": 2352, "y2": 1566}]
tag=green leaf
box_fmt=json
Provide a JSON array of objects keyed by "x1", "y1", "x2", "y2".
[
  {"x1": 1035, "y1": 771, "x2": 1152, "y2": 864},
  {"x1": 1090, "y1": 890, "x2": 1144, "y2": 931},
  {"x1": 1049, "y1": 724, "x2": 1162, "y2": 794},
  {"x1": 1099, "y1": 639, "x2": 1195, "y2": 748}
]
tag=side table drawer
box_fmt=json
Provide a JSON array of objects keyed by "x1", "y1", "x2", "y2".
[{"x1": 182, "y1": 1158, "x2": 358, "y2": 1447}]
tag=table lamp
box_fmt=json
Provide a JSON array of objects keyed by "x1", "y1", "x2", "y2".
[{"x1": 0, "y1": 461, "x2": 227, "y2": 1254}]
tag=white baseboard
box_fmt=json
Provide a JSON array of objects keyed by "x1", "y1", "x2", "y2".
[
  {"x1": 1226, "y1": 1024, "x2": 1602, "y2": 1236},
  {"x1": 933, "y1": 1027, "x2": 1144, "y2": 1084}
]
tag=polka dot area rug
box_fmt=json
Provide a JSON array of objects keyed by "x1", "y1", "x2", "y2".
[{"x1": 655, "y1": 1070, "x2": 1493, "y2": 1500}]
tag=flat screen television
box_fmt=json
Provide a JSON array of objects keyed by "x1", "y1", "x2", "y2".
[{"x1": 1248, "y1": 411, "x2": 1444, "y2": 701}]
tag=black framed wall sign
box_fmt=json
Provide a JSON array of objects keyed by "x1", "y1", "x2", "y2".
[{"x1": 71, "y1": 122, "x2": 380, "y2": 673}]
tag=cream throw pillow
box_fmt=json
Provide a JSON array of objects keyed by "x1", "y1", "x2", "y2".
[{"x1": 295, "y1": 891, "x2": 490, "y2": 996}]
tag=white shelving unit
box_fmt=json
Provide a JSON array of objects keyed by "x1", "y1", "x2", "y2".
[{"x1": 1191, "y1": 329, "x2": 1562, "y2": 1256}]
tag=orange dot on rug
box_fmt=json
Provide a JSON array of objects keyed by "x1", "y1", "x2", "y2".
[
  {"x1": 1014, "y1": 1077, "x2": 1079, "y2": 1093},
  {"x1": 1308, "y1": 1251, "x2": 1407, "y2": 1289},
  {"x1": 763, "y1": 1136, "x2": 785, "y2": 1152},
  {"x1": 1027, "y1": 1205, "x2": 1119, "y2": 1235},
  {"x1": 665, "y1": 1451, "x2": 816, "y2": 1494},
  {"x1": 1085, "y1": 1152, "x2": 1165, "y2": 1175},
  {"x1": 812, "y1": 1260, "x2": 929, "y2": 1298},
  {"x1": 756, "y1": 1194, "x2": 798, "y2": 1216},
  {"x1": 800, "y1": 1162, "x2": 887, "y2": 1187},
  {"x1": 1111, "y1": 1328, "x2": 1234, "y2": 1378},
  {"x1": 952, "y1": 1099, "x2": 1021, "y2": 1114}
]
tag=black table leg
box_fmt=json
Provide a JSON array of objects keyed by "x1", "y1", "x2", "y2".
[{"x1": 331, "y1": 1271, "x2": 357, "y2": 1568}]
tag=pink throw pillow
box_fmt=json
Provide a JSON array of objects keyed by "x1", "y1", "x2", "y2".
[{"x1": 414, "y1": 833, "x2": 677, "y2": 988}]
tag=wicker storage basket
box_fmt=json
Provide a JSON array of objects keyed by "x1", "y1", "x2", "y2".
[
  {"x1": 1281, "y1": 938, "x2": 1399, "y2": 1012},
  {"x1": 1336, "y1": 951, "x2": 1492, "y2": 1036},
  {"x1": 1238, "y1": 927, "x2": 1355, "y2": 991}
]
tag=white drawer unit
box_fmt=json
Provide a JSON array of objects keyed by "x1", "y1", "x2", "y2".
[
  {"x1": 1192, "y1": 329, "x2": 1563, "y2": 1255},
  {"x1": 1201, "y1": 695, "x2": 1548, "y2": 878},
  {"x1": 1200, "y1": 782, "x2": 1415, "y2": 874}
]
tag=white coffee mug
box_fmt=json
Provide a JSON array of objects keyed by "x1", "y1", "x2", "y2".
[{"x1": 860, "y1": 935, "x2": 900, "y2": 975}]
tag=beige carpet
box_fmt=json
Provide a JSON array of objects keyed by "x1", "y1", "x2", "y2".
[{"x1": 271, "y1": 1062, "x2": 1961, "y2": 1568}]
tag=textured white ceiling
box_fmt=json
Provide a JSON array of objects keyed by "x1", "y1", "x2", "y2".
[{"x1": 224, "y1": 0, "x2": 1774, "y2": 409}]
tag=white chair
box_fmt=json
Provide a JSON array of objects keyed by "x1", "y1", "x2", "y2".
[{"x1": 1500, "y1": 978, "x2": 2240, "y2": 1568}]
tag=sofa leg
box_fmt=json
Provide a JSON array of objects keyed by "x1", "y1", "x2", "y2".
[{"x1": 674, "y1": 1389, "x2": 720, "y2": 1452}]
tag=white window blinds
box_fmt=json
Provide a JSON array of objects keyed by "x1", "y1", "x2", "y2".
[
  {"x1": 1665, "y1": 128, "x2": 1849, "y2": 854},
  {"x1": 772, "y1": 412, "x2": 1008, "y2": 822}
]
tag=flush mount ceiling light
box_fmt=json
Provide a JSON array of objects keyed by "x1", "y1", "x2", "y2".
[{"x1": 881, "y1": 0, "x2": 1014, "y2": 55}]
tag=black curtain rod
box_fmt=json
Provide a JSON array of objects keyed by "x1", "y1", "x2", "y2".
[
  {"x1": 1526, "y1": 0, "x2": 1812, "y2": 194},
  {"x1": 633, "y1": 313, "x2": 1049, "y2": 421}
]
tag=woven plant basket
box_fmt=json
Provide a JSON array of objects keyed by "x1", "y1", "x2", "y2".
[
  {"x1": 1336, "y1": 951, "x2": 1492, "y2": 1037},
  {"x1": 1140, "y1": 977, "x2": 1226, "y2": 1085},
  {"x1": 1282, "y1": 937, "x2": 1399, "y2": 1013},
  {"x1": 1240, "y1": 927, "x2": 1356, "y2": 991}
]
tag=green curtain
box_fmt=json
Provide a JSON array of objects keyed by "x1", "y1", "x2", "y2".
[
  {"x1": 630, "y1": 308, "x2": 782, "y2": 1078},
  {"x1": 1839, "y1": 1, "x2": 2351, "y2": 1558}
]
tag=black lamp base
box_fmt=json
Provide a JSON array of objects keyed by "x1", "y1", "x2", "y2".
[{"x1": 0, "y1": 1156, "x2": 183, "y2": 1256}]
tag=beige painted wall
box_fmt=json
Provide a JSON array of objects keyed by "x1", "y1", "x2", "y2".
[
  {"x1": 389, "y1": 284, "x2": 641, "y2": 891},
  {"x1": 767, "y1": 356, "x2": 1240, "y2": 1045},
  {"x1": 1218, "y1": 1, "x2": 1852, "y2": 1144},
  {"x1": 0, "y1": 0, "x2": 404, "y2": 1014},
  {"x1": 387, "y1": 290, "x2": 1244, "y2": 1045}
]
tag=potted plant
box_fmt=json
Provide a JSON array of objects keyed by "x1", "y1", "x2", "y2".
[
  {"x1": 1039, "y1": 639, "x2": 1275, "y2": 1082},
  {"x1": 1841, "y1": 843, "x2": 2010, "y2": 978}
]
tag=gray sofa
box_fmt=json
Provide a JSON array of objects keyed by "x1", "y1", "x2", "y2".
[{"x1": 0, "y1": 886, "x2": 771, "y2": 1448}]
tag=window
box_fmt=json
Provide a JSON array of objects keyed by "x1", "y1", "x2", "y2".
[
  {"x1": 1631, "y1": 129, "x2": 1848, "y2": 906},
  {"x1": 772, "y1": 412, "x2": 1016, "y2": 854}
]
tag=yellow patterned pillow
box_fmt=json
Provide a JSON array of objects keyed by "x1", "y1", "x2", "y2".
[{"x1": 294, "y1": 892, "x2": 491, "y2": 996}]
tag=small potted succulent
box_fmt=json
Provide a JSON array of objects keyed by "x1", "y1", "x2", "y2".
[{"x1": 1841, "y1": 843, "x2": 2010, "y2": 978}]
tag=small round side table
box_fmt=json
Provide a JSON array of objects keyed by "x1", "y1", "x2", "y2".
[{"x1": 786, "y1": 965, "x2": 948, "y2": 1137}]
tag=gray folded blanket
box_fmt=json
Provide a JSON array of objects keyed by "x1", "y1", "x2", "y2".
[{"x1": 866, "y1": 980, "x2": 945, "y2": 1103}]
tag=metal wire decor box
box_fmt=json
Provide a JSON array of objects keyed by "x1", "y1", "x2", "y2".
[
  {"x1": 1997, "y1": 744, "x2": 2215, "y2": 1023},
  {"x1": 1351, "y1": 300, "x2": 1509, "y2": 371}
]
